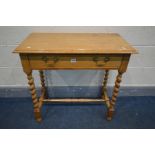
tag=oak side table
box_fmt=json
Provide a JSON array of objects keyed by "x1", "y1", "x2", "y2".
[{"x1": 13, "y1": 33, "x2": 137, "y2": 122}]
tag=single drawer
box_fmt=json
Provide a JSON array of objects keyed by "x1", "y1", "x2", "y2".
[{"x1": 28, "y1": 54, "x2": 123, "y2": 69}]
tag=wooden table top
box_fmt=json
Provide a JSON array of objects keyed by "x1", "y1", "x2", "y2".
[{"x1": 14, "y1": 33, "x2": 137, "y2": 54}]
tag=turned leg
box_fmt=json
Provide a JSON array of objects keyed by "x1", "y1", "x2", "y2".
[
  {"x1": 107, "y1": 71, "x2": 123, "y2": 120},
  {"x1": 102, "y1": 70, "x2": 110, "y2": 108},
  {"x1": 103, "y1": 70, "x2": 109, "y2": 90},
  {"x1": 39, "y1": 70, "x2": 47, "y2": 98},
  {"x1": 27, "y1": 72, "x2": 42, "y2": 122}
]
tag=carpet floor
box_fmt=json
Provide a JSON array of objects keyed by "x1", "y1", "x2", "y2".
[{"x1": 0, "y1": 96, "x2": 155, "y2": 129}]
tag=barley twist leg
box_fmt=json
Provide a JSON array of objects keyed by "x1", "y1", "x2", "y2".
[
  {"x1": 107, "y1": 71, "x2": 123, "y2": 120},
  {"x1": 103, "y1": 70, "x2": 109, "y2": 90},
  {"x1": 102, "y1": 70, "x2": 110, "y2": 108},
  {"x1": 39, "y1": 70, "x2": 47, "y2": 98},
  {"x1": 27, "y1": 73, "x2": 42, "y2": 122}
]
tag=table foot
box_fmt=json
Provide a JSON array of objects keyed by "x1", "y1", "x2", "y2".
[
  {"x1": 35, "y1": 117, "x2": 42, "y2": 123},
  {"x1": 34, "y1": 109, "x2": 42, "y2": 122},
  {"x1": 106, "y1": 109, "x2": 114, "y2": 121}
]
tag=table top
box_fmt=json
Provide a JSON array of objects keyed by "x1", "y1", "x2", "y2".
[{"x1": 14, "y1": 33, "x2": 137, "y2": 54}]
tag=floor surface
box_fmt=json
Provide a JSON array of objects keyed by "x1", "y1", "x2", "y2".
[{"x1": 0, "y1": 96, "x2": 155, "y2": 129}]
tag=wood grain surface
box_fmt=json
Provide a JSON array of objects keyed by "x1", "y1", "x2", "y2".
[{"x1": 14, "y1": 33, "x2": 137, "y2": 54}]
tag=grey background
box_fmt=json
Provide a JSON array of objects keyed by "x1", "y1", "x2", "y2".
[{"x1": 0, "y1": 26, "x2": 155, "y2": 88}]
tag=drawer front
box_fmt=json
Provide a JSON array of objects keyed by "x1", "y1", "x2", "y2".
[{"x1": 28, "y1": 54, "x2": 123, "y2": 69}]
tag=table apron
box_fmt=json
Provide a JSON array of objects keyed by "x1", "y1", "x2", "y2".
[{"x1": 27, "y1": 54, "x2": 123, "y2": 70}]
